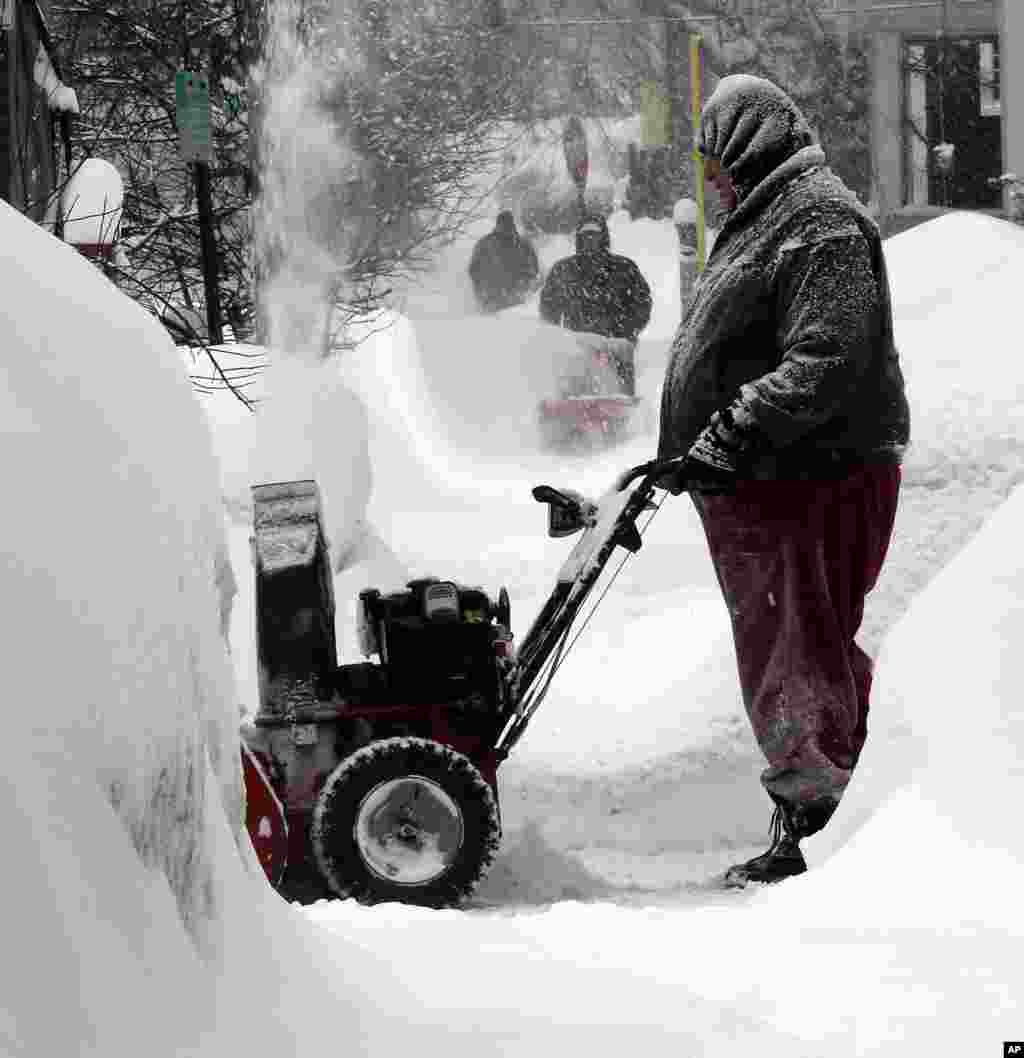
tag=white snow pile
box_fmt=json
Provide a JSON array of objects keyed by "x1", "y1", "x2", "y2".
[
  {"x1": 60, "y1": 158, "x2": 124, "y2": 247},
  {"x1": 1, "y1": 199, "x2": 243, "y2": 1051},
  {"x1": 889, "y1": 211, "x2": 1024, "y2": 498},
  {"x1": 0, "y1": 200, "x2": 241, "y2": 936}
]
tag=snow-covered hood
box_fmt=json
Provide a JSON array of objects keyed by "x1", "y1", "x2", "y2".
[{"x1": 699, "y1": 74, "x2": 824, "y2": 224}]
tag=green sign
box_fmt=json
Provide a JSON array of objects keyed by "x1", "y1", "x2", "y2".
[
  {"x1": 640, "y1": 82, "x2": 671, "y2": 147},
  {"x1": 175, "y1": 70, "x2": 212, "y2": 163}
]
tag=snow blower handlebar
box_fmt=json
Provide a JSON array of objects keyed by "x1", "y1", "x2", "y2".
[
  {"x1": 494, "y1": 458, "x2": 685, "y2": 756},
  {"x1": 614, "y1": 456, "x2": 689, "y2": 494}
]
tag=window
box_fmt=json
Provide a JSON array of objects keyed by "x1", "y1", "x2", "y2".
[{"x1": 979, "y1": 39, "x2": 1000, "y2": 118}]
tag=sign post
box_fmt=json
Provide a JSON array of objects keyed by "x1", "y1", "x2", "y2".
[
  {"x1": 175, "y1": 70, "x2": 222, "y2": 343},
  {"x1": 562, "y1": 115, "x2": 589, "y2": 220},
  {"x1": 689, "y1": 34, "x2": 706, "y2": 273},
  {"x1": 640, "y1": 81, "x2": 671, "y2": 148},
  {"x1": 175, "y1": 70, "x2": 212, "y2": 164}
]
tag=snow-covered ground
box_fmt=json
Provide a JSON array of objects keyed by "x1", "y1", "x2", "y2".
[{"x1": 4, "y1": 191, "x2": 1024, "y2": 1056}]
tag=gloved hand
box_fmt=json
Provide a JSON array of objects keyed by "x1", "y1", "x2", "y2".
[
  {"x1": 654, "y1": 454, "x2": 737, "y2": 496},
  {"x1": 679, "y1": 400, "x2": 761, "y2": 494}
]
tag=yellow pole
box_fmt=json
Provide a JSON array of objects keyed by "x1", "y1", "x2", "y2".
[{"x1": 689, "y1": 33, "x2": 706, "y2": 272}]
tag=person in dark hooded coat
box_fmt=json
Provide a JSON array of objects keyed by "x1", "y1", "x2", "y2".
[
  {"x1": 468, "y1": 210, "x2": 540, "y2": 313},
  {"x1": 656, "y1": 75, "x2": 910, "y2": 887},
  {"x1": 540, "y1": 213, "x2": 651, "y2": 341},
  {"x1": 539, "y1": 213, "x2": 652, "y2": 395}
]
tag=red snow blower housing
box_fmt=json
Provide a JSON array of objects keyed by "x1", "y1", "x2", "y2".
[
  {"x1": 537, "y1": 332, "x2": 645, "y2": 449},
  {"x1": 241, "y1": 461, "x2": 677, "y2": 907}
]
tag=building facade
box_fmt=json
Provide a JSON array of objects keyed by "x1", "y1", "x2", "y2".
[
  {"x1": 683, "y1": 1, "x2": 1017, "y2": 224},
  {"x1": 828, "y1": 0, "x2": 1018, "y2": 223},
  {"x1": 1, "y1": 0, "x2": 76, "y2": 223}
]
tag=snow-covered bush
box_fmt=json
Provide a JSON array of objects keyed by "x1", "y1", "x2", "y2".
[{"x1": 994, "y1": 173, "x2": 1024, "y2": 224}]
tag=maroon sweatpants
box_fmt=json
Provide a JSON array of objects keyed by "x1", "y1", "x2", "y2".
[{"x1": 694, "y1": 464, "x2": 901, "y2": 812}]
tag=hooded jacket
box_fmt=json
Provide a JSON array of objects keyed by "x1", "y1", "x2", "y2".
[
  {"x1": 658, "y1": 76, "x2": 910, "y2": 478},
  {"x1": 540, "y1": 214, "x2": 652, "y2": 341},
  {"x1": 469, "y1": 211, "x2": 540, "y2": 313}
]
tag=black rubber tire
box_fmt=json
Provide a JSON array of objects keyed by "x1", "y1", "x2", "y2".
[{"x1": 311, "y1": 737, "x2": 501, "y2": 908}]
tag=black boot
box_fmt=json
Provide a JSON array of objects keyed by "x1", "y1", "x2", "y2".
[
  {"x1": 722, "y1": 805, "x2": 807, "y2": 888},
  {"x1": 787, "y1": 797, "x2": 839, "y2": 840},
  {"x1": 722, "y1": 797, "x2": 839, "y2": 888}
]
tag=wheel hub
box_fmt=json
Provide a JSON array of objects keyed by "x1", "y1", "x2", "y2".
[{"x1": 354, "y1": 775, "x2": 465, "y2": 885}]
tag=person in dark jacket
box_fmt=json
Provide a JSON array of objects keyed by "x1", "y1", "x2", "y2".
[
  {"x1": 468, "y1": 210, "x2": 540, "y2": 313},
  {"x1": 540, "y1": 213, "x2": 652, "y2": 394},
  {"x1": 656, "y1": 75, "x2": 911, "y2": 887}
]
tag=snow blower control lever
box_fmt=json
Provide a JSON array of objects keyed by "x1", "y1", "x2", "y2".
[{"x1": 531, "y1": 485, "x2": 598, "y2": 537}]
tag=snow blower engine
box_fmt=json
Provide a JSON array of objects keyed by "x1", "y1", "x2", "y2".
[{"x1": 241, "y1": 462, "x2": 677, "y2": 907}]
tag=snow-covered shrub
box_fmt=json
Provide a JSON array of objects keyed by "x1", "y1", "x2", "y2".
[{"x1": 994, "y1": 173, "x2": 1024, "y2": 224}]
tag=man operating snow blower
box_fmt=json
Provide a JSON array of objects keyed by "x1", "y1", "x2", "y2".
[
  {"x1": 537, "y1": 214, "x2": 652, "y2": 447},
  {"x1": 656, "y1": 75, "x2": 910, "y2": 887},
  {"x1": 540, "y1": 212, "x2": 652, "y2": 395}
]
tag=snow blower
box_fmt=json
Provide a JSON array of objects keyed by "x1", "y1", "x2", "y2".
[
  {"x1": 537, "y1": 333, "x2": 645, "y2": 450},
  {"x1": 240, "y1": 459, "x2": 679, "y2": 907}
]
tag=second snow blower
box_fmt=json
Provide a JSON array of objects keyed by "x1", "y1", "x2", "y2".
[{"x1": 537, "y1": 332, "x2": 646, "y2": 450}]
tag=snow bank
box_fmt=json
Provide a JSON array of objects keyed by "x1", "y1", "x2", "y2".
[
  {"x1": 0, "y1": 199, "x2": 242, "y2": 1048},
  {"x1": 889, "y1": 212, "x2": 1024, "y2": 497},
  {"x1": 0, "y1": 200, "x2": 242, "y2": 930},
  {"x1": 340, "y1": 312, "x2": 533, "y2": 503},
  {"x1": 804, "y1": 476, "x2": 1024, "y2": 875}
]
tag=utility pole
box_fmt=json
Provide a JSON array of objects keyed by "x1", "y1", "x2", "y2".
[
  {"x1": 194, "y1": 160, "x2": 223, "y2": 343},
  {"x1": 178, "y1": 3, "x2": 223, "y2": 344},
  {"x1": 664, "y1": 12, "x2": 687, "y2": 197}
]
